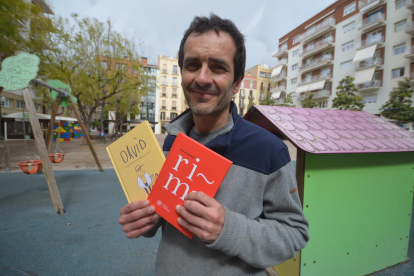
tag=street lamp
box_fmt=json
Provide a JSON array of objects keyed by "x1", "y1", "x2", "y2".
[{"x1": 0, "y1": 96, "x2": 5, "y2": 140}]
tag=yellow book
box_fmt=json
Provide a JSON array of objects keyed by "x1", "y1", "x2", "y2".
[{"x1": 106, "y1": 121, "x2": 165, "y2": 203}]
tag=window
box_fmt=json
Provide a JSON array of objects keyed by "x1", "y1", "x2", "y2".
[
  {"x1": 322, "y1": 33, "x2": 333, "y2": 42},
  {"x1": 241, "y1": 81, "x2": 244, "y2": 89},
  {"x1": 343, "y1": 21, "x2": 355, "y2": 33},
  {"x1": 366, "y1": 29, "x2": 382, "y2": 44},
  {"x1": 394, "y1": 44, "x2": 406, "y2": 55},
  {"x1": 318, "y1": 101, "x2": 328, "y2": 108},
  {"x1": 260, "y1": 71, "x2": 266, "y2": 77},
  {"x1": 162, "y1": 87, "x2": 167, "y2": 96},
  {"x1": 173, "y1": 65, "x2": 178, "y2": 74},
  {"x1": 116, "y1": 63, "x2": 127, "y2": 72},
  {"x1": 321, "y1": 67, "x2": 331, "y2": 78},
  {"x1": 280, "y1": 42, "x2": 288, "y2": 50},
  {"x1": 392, "y1": 67, "x2": 405, "y2": 78},
  {"x1": 292, "y1": 64, "x2": 298, "y2": 71},
  {"x1": 172, "y1": 88, "x2": 177, "y2": 98},
  {"x1": 101, "y1": 62, "x2": 108, "y2": 70},
  {"x1": 170, "y1": 113, "x2": 178, "y2": 120},
  {"x1": 366, "y1": 8, "x2": 383, "y2": 24},
  {"x1": 240, "y1": 89, "x2": 245, "y2": 97},
  {"x1": 395, "y1": 0, "x2": 406, "y2": 10},
  {"x1": 293, "y1": 35, "x2": 300, "y2": 44},
  {"x1": 172, "y1": 77, "x2": 178, "y2": 86},
  {"x1": 162, "y1": 76, "x2": 167, "y2": 85},
  {"x1": 363, "y1": 95, "x2": 377, "y2": 103},
  {"x1": 266, "y1": 73, "x2": 271, "y2": 78},
  {"x1": 160, "y1": 112, "x2": 166, "y2": 120},
  {"x1": 239, "y1": 108, "x2": 244, "y2": 116},
  {"x1": 4, "y1": 98, "x2": 12, "y2": 108},
  {"x1": 344, "y1": 2, "x2": 356, "y2": 16},
  {"x1": 17, "y1": 100, "x2": 25, "y2": 109},
  {"x1": 292, "y1": 50, "x2": 299, "y2": 57},
  {"x1": 239, "y1": 99, "x2": 244, "y2": 107},
  {"x1": 249, "y1": 82, "x2": 253, "y2": 89},
  {"x1": 260, "y1": 92, "x2": 264, "y2": 101},
  {"x1": 395, "y1": 20, "x2": 407, "y2": 32},
  {"x1": 291, "y1": 78, "x2": 297, "y2": 85},
  {"x1": 342, "y1": 41, "x2": 354, "y2": 52},
  {"x1": 172, "y1": 101, "x2": 177, "y2": 110},
  {"x1": 162, "y1": 64, "x2": 167, "y2": 74},
  {"x1": 161, "y1": 100, "x2": 166, "y2": 110},
  {"x1": 340, "y1": 60, "x2": 353, "y2": 70}
]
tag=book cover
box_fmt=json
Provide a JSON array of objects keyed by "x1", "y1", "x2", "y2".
[
  {"x1": 106, "y1": 121, "x2": 165, "y2": 203},
  {"x1": 148, "y1": 132, "x2": 233, "y2": 238}
]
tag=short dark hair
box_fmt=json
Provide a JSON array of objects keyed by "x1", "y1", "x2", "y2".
[{"x1": 178, "y1": 13, "x2": 246, "y2": 84}]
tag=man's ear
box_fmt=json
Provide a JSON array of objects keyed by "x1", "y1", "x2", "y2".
[{"x1": 232, "y1": 76, "x2": 243, "y2": 94}]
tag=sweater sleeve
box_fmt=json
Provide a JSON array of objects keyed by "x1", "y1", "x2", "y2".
[{"x1": 206, "y1": 162, "x2": 309, "y2": 268}]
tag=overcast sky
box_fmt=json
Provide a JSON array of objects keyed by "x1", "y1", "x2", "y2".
[{"x1": 50, "y1": 0, "x2": 335, "y2": 69}]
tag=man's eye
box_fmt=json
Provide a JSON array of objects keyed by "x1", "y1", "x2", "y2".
[
  {"x1": 185, "y1": 62, "x2": 199, "y2": 69},
  {"x1": 213, "y1": 64, "x2": 226, "y2": 71}
]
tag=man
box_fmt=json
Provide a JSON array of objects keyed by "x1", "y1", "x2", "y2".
[{"x1": 119, "y1": 14, "x2": 309, "y2": 275}]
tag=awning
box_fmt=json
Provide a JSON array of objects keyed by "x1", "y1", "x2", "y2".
[
  {"x1": 3, "y1": 112, "x2": 78, "y2": 122},
  {"x1": 271, "y1": 66, "x2": 283, "y2": 77},
  {"x1": 272, "y1": 92, "x2": 281, "y2": 99},
  {"x1": 296, "y1": 85, "x2": 310, "y2": 93},
  {"x1": 353, "y1": 67, "x2": 376, "y2": 84},
  {"x1": 308, "y1": 80, "x2": 326, "y2": 91},
  {"x1": 353, "y1": 44, "x2": 377, "y2": 62}
]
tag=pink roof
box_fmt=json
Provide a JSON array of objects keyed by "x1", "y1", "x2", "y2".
[{"x1": 249, "y1": 105, "x2": 414, "y2": 154}]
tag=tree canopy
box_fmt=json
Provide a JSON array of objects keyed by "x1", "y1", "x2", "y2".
[
  {"x1": 302, "y1": 93, "x2": 318, "y2": 108},
  {"x1": 332, "y1": 76, "x2": 365, "y2": 110},
  {"x1": 380, "y1": 77, "x2": 414, "y2": 122}
]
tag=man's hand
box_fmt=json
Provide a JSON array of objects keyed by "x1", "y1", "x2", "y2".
[
  {"x1": 119, "y1": 200, "x2": 160, "y2": 239},
  {"x1": 175, "y1": 192, "x2": 225, "y2": 243}
]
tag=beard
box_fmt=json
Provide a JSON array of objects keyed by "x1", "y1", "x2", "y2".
[{"x1": 184, "y1": 83, "x2": 233, "y2": 116}]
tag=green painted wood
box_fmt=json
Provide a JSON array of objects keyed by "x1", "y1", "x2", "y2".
[
  {"x1": 301, "y1": 152, "x2": 414, "y2": 276},
  {"x1": 0, "y1": 53, "x2": 40, "y2": 90},
  {"x1": 46, "y1": 79, "x2": 77, "y2": 107}
]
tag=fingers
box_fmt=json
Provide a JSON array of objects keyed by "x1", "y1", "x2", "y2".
[{"x1": 185, "y1": 191, "x2": 215, "y2": 207}]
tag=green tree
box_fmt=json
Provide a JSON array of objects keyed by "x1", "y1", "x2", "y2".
[
  {"x1": 40, "y1": 14, "x2": 151, "y2": 133},
  {"x1": 302, "y1": 93, "x2": 318, "y2": 108},
  {"x1": 332, "y1": 76, "x2": 365, "y2": 110},
  {"x1": 280, "y1": 92, "x2": 295, "y2": 107},
  {"x1": 380, "y1": 77, "x2": 414, "y2": 121},
  {"x1": 260, "y1": 91, "x2": 275, "y2": 105}
]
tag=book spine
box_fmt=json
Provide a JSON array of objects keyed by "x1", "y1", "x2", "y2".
[{"x1": 106, "y1": 147, "x2": 131, "y2": 203}]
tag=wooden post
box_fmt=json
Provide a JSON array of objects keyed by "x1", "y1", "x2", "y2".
[
  {"x1": 46, "y1": 97, "x2": 60, "y2": 151},
  {"x1": 67, "y1": 97, "x2": 104, "y2": 172},
  {"x1": 22, "y1": 88, "x2": 65, "y2": 214}
]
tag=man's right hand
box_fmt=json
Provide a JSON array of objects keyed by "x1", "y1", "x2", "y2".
[{"x1": 118, "y1": 200, "x2": 160, "y2": 239}]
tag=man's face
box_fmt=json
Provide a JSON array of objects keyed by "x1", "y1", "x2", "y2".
[{"x1": 181, "y1": 30, "x2": 241, "y2": 116}]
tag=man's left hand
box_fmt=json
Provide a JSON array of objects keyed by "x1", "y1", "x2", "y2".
[{"x1": 176, "y1": 191, "x2": 225, "y2": 243}]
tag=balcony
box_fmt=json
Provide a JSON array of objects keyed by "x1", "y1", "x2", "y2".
[
  {"x1": 404, "y1": 46, "x2": 414, "y2": 60},
  {"x1": 357, "y1": 80, "x2": 382, "y2": 92},
  {"x1": 270, "y1": 86, "x2": 286, "y2": 93},
  {"x1": 274, "y1": 98, "x2": 286, "y2": 105},
  {"x1": 409, "y1": 72, "x2": 414, "y2": 83},
  {"x1": 300, "y1": 40, "x2": 335, "y2": 58},
  {"x1": 358, "y1": 13, "x2": 385, "y2": 33},
  {"x1": 272, "y1": 48, "x2": 288, "y2": 59},
  {"x1": 298, "y1": 73, "x2": 332, "y2": 86},
  {"x1": 358, "y1": 0, "x2": 385, "y2": 13},
  {"x1": 355, "y1": 57, "x2": 383, "y2": 70},
  {"x1": 248, "y1": 95, "x2": 254, "y2": 100},
  {"x1": 407, "y1": 1, "x2": 414, "y2": 11},
  {"x1": 299, "y1": 56, "x2": 333, "y2": 74},
  {"x1": 273, "y1": 59, "x2": 288, "y2": 68},
  {"x1": 271, "y1": 72, "x2": 287, "y2": 82},
  {"x1": 406, "y1": 22, "x2": 414, "y2": 35},
  {"x1": 299, "y1": 89, "x2": 331, "y2": 100},
  {"x1": 356, "y1": 36, "x2": 384, "y2": 51},
  {"x1": 299, "y1": 18, "x2": 336, "y2": 44}
]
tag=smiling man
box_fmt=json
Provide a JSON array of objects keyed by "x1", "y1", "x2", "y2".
[{"x1": 119, "y1": 14, "x2": 309, "y2": 276}]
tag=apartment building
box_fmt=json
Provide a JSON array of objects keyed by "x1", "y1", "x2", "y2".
[
  {"x1": 156, "y1": 55, "x2": 186, "y2": 134},
  {"x1": 233, "y1": 64, "x2": 273, "y2": 116},
  {"x1": 272, "y1": 0, "x2": 414, "y2": 114},
  {"x1": 139, "y1": 57, "x2": 158, "y2": 127}
]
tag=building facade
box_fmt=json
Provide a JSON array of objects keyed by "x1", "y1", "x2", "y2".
[
  {"x1": 272, "y1": 0, "x2": 414, "y2": 115},
  {"x1": 139, "y1": 57, "x2": 158, "y2": 127},
  {"x1": 156, "y1": 55, "x2": 186, "y2": 134},
  {"x1": 234, "y1": 64, "x2": 273, "y2": 116}
]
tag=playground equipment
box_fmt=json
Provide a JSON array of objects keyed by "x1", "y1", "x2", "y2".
[
  {"x1": 0, "y1": 52, "x2": 104, "y2": 214},
  {"x1": 48, "y1": 116, "x2": 65, "y2": 163},
  {"x1": 245, "y1": 105, "x2": 414, "y2": 276}
]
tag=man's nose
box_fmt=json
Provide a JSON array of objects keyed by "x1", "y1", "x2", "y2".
[{"x1": 194, "y1": 64, "x2": 213, "y2": 87}]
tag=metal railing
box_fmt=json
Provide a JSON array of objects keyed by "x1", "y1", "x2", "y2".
[
  {"x1": 358, "y1": 0, "x2": 381, "y2": 8},
  {"x1": 273, "y1": 48, "x2": 288, "y2": 57},
  {"x1": 405, "y1": 46, "x2": 414, "y2": 56},
  {"x1": 356, "y1": 57, "x2": 383, "y2": 70},
  {"x1": 273, "y1": 59, "x2": 288, "y2": 67},
  {"x1": 299, "y1": 89, "x2": 331, "y2": 100},
  {"x1": 300, "y1": 56, "x2": 333, "y2": 70},
  {"x1": 271, "y1": 72, "x2": 287, "y2": 82},
  {"x1": 299, "y1": 18, "x2": 335, "y2": 41},
  {"x1": 299, "y1": 73, "x2": 332, "y2": 85},
  {"x1": 360, "y1": 12, "x2": 385, "y2": 27},
  {"x1": 406, "y1": 22, "x2": 414, "y2": 32},
  {"x1": 357, "y1": 80, "x2": 382, "y2": 89},
  {"x1": 274, "y1": 98, "x2": 285, "y2": 105},
  {"x1": 270, "y1": 86, "x2": 286, "y2": 93},
  {"x1": 300, "y1": 39, "x2": 334, "y2": 57},
  {"x1": 359, "y1": 36, "x2": 384, "y2": 48}
]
